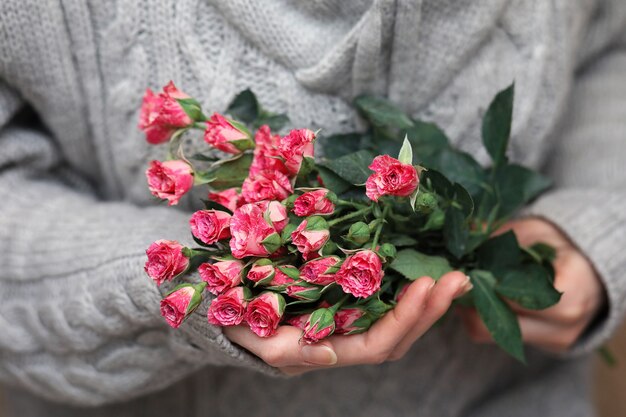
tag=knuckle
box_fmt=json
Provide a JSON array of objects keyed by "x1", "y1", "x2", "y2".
[
  {"x1": 262, "y1": 347, "x2": 284, "y2": 367},
  {"x1": 557, "y1": 305, "x2": 586, "y2": 324}
]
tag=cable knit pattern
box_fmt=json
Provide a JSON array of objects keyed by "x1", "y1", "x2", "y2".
[{"x1": 0, "y1": 0, "x2": 625, "y2": 416}]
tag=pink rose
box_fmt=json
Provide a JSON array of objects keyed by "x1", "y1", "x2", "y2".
[
  {"x1": 257, "y1": 200, "x2": 288, "y2": 232},
  {"x1": 146, "y1": 159, "x2": 194, "y2": 206},
  {"x1": 299, "y1": 256, "x2": 341, "y2": 285},
  {"x1": 293, "y1": 189, "x2": 335, "y2": 217},
  {"x1": 229, "y1": 202, "x2": 282, "y2": 258},
  {"x1": 278, "y1": 129, "x2": 316, "y2": 176},
  {"x1": 138, "y1": 81, "x2": 193, "y2": 144},
  {"x1": 265, "y1": 266, "x2": 298, "y2": 289},
  {"x1": 241, "y1": 170, "x2": 293, "y2": 203},
  {"x1": 207, "y1": 286, "x2": 249, "y2": 326},
  {"x1": 204, "y1": 113, "x2": 254, "y2": 154},
  {"x1": 198, "y1": 260, "x2": 244, "y2": 295},
  {"x1": 285, "y1": 283, "x2": 322, "y2": 302},
  {"x1": 160, "y1": 282, "x2": 206, "y2": 328},
  {"x1": 247, "y1": 259, "x2": 276, "y2": 285},
  {"x1": 365, "y1": 155, "x2": 418, "y2": 202},
  {"x1": 207, "y1": 188, "x2": 244, "y2": 212},
  {"x1": 245, "y1": 292, "x2": 285, "y2": 337},
  {"x1": 336, "y1": 250, "x2": 384, "y2": 298},
  {"x1": 302, "y1": 308, "x2": 335, "y2": 344},
  {"x1": 286, "y1": 313, "x2": 311, "y2": 330},
  {"x1": 144, "y1": 239, "x2": 189, "y2": 285},
  {"x1": 189, "y1": 210, "x2": 231, "y2": 245},
  {"x1": 334, "y1": 307, "x2": 371, "y2": 335},
  {"x1": 291, "y1": 217, "x2": 330, "y2": 260},
  {"x1": 250, "y1": 125, "x2": 289, "y2": 177}
]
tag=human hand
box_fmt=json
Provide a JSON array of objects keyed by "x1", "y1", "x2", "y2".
[
  {"x1": 460, "y1": 217, "x2": 606, "y2": 353},
  {"x1": 224, "y1": 271, "x2": 471, "y2": 376}
]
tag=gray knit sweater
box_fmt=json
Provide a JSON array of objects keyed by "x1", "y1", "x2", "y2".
[{"x1": 1, "y1": 1, "x2": 625, "y2": 416}]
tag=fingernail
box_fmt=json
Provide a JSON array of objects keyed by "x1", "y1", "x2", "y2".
[
  {"x1": 455, "y1": 276, "x2": 473, "y2": 297},
  {"x1": 301, "y1": 344, "x2": 337, "y2": 366},
  {"x1": 428, "y1": 280, "x2": 437, "y2": 294}
]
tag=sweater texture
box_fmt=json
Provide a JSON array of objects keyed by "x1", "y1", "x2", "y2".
[{"x1": 1, "y1": 1, "x2": 626, "y2": 416}]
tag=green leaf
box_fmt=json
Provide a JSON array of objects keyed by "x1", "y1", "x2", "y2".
[
  {"x1": 320, "y1": 149, "x2": 375, "y2": 185},
  {"x1": 496, "y1": 264, "x2": 562, "y2": 310},
  {"x1": 176, "y1": 98, "x2": 205, "y2": 121},
  {"x1": 421, "y1": 169, "x2": 453, "y2": 198},
  {"x1": 354, "y1": 95, "x2": 414, "y2": 129},
  {"x1": 482, "y1": 83, "x2": 514, "y2": 166},
  {"x1": 405, "y1": 120, "x2": 450, "y2": 160},
  {"x1": 317, "y1": 166, "x2": 353, "y2": 194},
  {"x1": 362, "y1": 299, "x2": 393, "y2": 319},
  {"x1": 390, "y1": 249, "x2": 454, "y2": 280},
  {"x1": 452, "y1": 183, "x2": 474, "y2": 218},
  {"x1": 526, "y1": 243, "x2": 557, "y2": 264},
  {"x1": 427, "y1": 148, "x2": 486, "y2": 197},
  {"x1": 476, "y1": 231, "x2": 521, "y2": 276},
  {"x1": 226, "y1": 89, "x2": 259, "y2": 123},
  {"x1": 319, "y1": 133, "x2": 363, "y2": 158},
  {"x1": 444, "y1": 207, "x2": 469, "y2": 259},
  {"x1": 256, "y1": 113, "x2": 289, "y2": 131},
  {"x1": 469, "y1": 270, "x2": 525, "y2": 362},
  {"x1": 493, "y1": 164, "x2": 552, "y2": 218},
  {"x1": 388, "y1": 235, "x2": 418, "y2": 247},
  {"x1": 397, "y1": 136, "x2": 413, "y2": 165},
  {"x1": 208, "y1": 153, "x2": 253, "y2": 190}
]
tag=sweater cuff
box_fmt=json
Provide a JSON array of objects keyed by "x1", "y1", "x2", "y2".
[{"x1": 525, "y1": 189, "x2": 626, "y2": 355}]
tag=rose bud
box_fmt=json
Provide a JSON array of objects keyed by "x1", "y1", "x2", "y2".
[
  {"x1": 198, "y1": 260, "x2": 244, "y2": 295},
  {"x1": 207, "y1": 286, "x2": 250, "y2": 326},
  {"x1": 334, "y1": 307, "x2": 372, "y2": 335},
  {"x1": 347, "y1": 221, "x2": 371, "y2": 244},
  {"x1": 146, "y1": 159, "x2": 194, "y2": 206},
  {"x1": 207, "y1": 188, "x2": 244, "y2": 212},
  {"x1": 160, "y1": 282, "x2": 206, "y2": 329},
  {"x1": 189, "y1": 210, "x2": 231, "y2": 245},
  {"x1": 265, "y1": 265, "x2": 298, "y2": 290},
  {"x1": 245, "y1": 292, "x2": 286, "y2": 338},
  {"x1": 293, "y1": 189, "x2": 336, "y2": 217},
  {"x1": 286, "y1": 313, "x2": 311, "y2": 330},
  {"x1": 414, "y1": 191, "x2": 438, "y2": 214},
  {"x1": 299, "y1": 256, "x2": 341, "y2": 285},
  {"x1": 250, "y1": 125, "x2": 289, "y2": 177},
  {"x1": 138, "y1": 81, "x2": 194, "y2": 144},
  {"x1": 204, "y1": 113, "x2": 254, "y2": 154},
  {"x1": 285, "y1": 283, "x2": 323, "y2": 302},
  {"x1": 278, "y1": 129, "x2": 316, "y2": 176},
  {"x1": 247, "y1": 259, "x2": 276, "y2": 286},
  {"x1": 301, "y1": 308, "x2": 335, "y2": 344},
  {"x1": 365, "y1": 155, "x2": 418, "y2": 202},
  {"x1": 291, "y1": 216, "x2": 330, "y2": 260},
  {"x1": 229, "y1": 202, "x2": 283, "y2": 258},
  {"x1": 257, "y1": 200, "x2": 288, "y2": 232},
  {"x1": 241, "y1": 170, "x2": 293, "y2": 203},
  {"x1": 336, "y1": 250, "x2": 384, "y2": 298},
  {"x1": 144, "y1": 239, "x2": 189, "y2": 285}
]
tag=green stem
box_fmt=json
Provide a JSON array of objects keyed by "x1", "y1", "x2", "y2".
[
  {"x1": 336, "y1": 199, "x2": 368, "y2": 210},
  {"x1": 329, "y1": 294, "x2": 350, "y2": 315},
  {"x1": 328, "y1": 207, "x2": 372, "y2": 227},
  {"x1": 370, "y1": 205, "x2": 390, "y2": 250},
  {"x1": 192, "y1": 122, "x2": 206, "y2": 130}
]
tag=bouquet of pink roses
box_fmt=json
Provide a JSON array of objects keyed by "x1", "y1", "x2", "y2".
[{"x1": 141, "y1": 82, "x2": 560, "y2": 362}]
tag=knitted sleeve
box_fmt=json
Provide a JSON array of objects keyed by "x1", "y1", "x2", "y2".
[
  {"x1": 0, "y1": 82, "x2": 280, "y2": 407},
  {"x1": 526, "y1": 39, "x2": 626, "y2": 354}
]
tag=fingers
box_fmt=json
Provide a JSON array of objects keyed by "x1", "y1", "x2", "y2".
[
  {"x1": 388, "y1": 271, "x2": 471, "y2": 360},
  {"x1": 459, "y1": 307, "x2": 586, "y2": 353},
  {"x1": 224, "y1": 325, "x2": 338, "y2": 368},
  {"x1": 327, "y1": 276, "x2": 436, "y2": 366}
]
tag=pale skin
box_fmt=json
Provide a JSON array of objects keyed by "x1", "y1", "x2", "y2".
[{"x1": 225, "y1": 217, "x2": 605, "y2": 375}]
